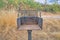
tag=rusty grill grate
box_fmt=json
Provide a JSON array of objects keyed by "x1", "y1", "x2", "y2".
[{"x1": 18, "y1": 10, "x2": 41, "y2": 17}]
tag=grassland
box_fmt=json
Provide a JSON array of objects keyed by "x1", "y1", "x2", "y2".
[{"x1": 0, "y1": 10, "x2": 60, "y2": 40}]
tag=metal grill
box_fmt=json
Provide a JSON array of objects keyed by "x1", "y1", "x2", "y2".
[
  {"x1": 17, "y1": 10, "x2": 43, "y2": 40},
  {"x1": 18, "y1": 10, "x2": 40, "y2": 17}
]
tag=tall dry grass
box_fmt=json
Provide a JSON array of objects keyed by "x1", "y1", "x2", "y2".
[
  {"x1": 0, "y1": 10, "x2": 60, "y2": 40},
  {"x1": 43, "y1": 18, "x2": 60, "y2": 32},
  {"x1": 0, "y1": 10, "x2": 17, "y2": 40}
]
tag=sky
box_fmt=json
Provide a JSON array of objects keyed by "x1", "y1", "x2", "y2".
[{"x1": 35, "y1": 0, "x2": 60, "y2": 4}]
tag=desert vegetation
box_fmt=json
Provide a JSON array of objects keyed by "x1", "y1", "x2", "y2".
[
  {"x1": 0, "y1": 10, "x2": 60, "y2": 40},
  {"x1": 0, "y1": 0, "x2": 60, "y2": 40},
  {"x1": 0, "y1": 0, "x2": 60, "y2": 12}
]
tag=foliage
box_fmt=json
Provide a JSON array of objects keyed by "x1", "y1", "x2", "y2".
[
  {"x1": 0, "y1": 0, "x2": 6, "y2": 9},
  {"x1": 0, "y1": 0, "x2": 60, "y2": 12},
  {"x1": 44, "y1": 4, "x2": 60, "y2": 12}
]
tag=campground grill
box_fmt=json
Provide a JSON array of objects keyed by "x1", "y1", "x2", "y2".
[
  {"x1": 17, "y1": 10, "x2": 43, "y2": 40},
  {"x1": 17, "y1": 10, "x2": 43, "y2": 30}
]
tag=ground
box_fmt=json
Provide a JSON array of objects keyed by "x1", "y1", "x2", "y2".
[{"x1": 0, "y1": 10, "x2": 60, "y2": 40}]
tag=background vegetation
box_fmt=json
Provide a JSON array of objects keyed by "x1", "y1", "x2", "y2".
[
  {"x1": 0, "y1": 0, "x2": 60, "y2": 40},
  {"x1": 0, "y1": 0, "x2": 60, "y2": 12},
  {"x1": 0, "y1": 10, "x2": 60, "y2": 40}
]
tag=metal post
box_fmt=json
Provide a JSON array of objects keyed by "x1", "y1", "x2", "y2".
[{"x1": 28, "y1": 30, "x2": 32, "y2": 40}]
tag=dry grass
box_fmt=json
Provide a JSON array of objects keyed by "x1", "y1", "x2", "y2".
[
  {"x1": 43, "y1": 18, "x2": 60, "y2": 32},
  {"x1": 0, "y1": 10, "x2": 60, "y2": 40}
]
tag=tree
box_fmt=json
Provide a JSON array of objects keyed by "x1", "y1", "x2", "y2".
[
  {"x1": 0, "y1": 0, "x2": 6, "y2": 9},
  {"x1": 44, "y1": 0, "x2": 47, "y2": 11},
  {"x1": 54, "y1": 0, "x2": 58, "y2": 4}
]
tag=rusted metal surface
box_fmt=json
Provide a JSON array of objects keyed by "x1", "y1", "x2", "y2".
[
  {"x1": 21, "y1": 17, "x2": 38, "y2": 25},
  {"x1": 17, "y1": 10, "x2": 43, "y2": 30},
  {"x1": 18, "y1": 10, "x2": 40, "y2": 17},
  {"x1": 17, "y1": 17, "x2": 43, "y2": 30},
  {"x1": 18, "y1": 25, "x2": 41, "y2": 30}
]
